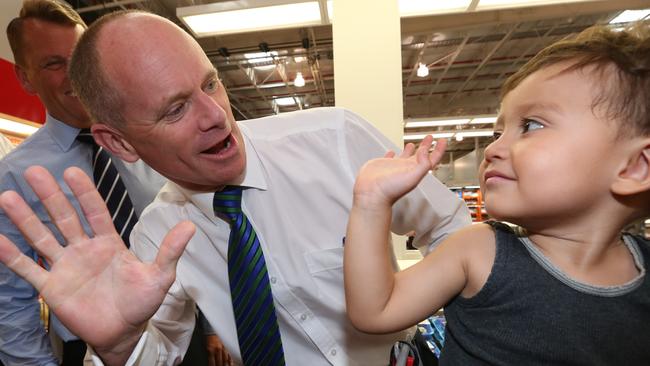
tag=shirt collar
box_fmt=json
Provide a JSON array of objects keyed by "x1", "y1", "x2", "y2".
[
  {"x1": 174, "y1": 124, "x2": 268, "y2": 218},
  {"x1": 43, "y1": 113, "x2": 84, "y2": 152}
]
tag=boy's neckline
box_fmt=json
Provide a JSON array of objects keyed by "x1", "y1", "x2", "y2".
[{"x1": 518, "y1": 234, "x2": 645, "y2": 297}]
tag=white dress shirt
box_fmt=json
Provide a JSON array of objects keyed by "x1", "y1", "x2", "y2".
[{"x1": 91, "y1": 107, "x2": 471, "y2": 366}]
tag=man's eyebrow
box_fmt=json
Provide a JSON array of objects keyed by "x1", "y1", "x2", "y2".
[{"x1": 204, "y1": 69, "x2": 218, "y2": 84}]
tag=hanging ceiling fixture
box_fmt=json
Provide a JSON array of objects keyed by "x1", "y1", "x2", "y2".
[
  {"x1": 416, "y1": 63, "x2": 429, "y2": 77},
  {"x1": 294, "y1": 72, "x2": 306, "y2": 87}
]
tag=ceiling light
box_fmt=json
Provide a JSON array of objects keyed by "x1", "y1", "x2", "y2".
[
  {"x1": 244, "y1": 51, "x2": 279, "y2": 64},
  {"x1": 609, "y1": 9, "x2": 650, "y2": 24},
  {"x1": 405, "y1": 118, "x2": 470, "y2": 128},
  {"x1": 294, "y1": 72, "x2": 305, "y2": 87},
  {"x1": 0, "y1": 114, "x2": 39, "y2": 137},
  {"x1": 178, "y1": 1, "x2": 325, "y2": 37},
  {"x1": 274, "y1": 97, "x2": 296, "y2": 106},
  {"x1": 404, "y1": 132, "x2": 454, "y2": 141},
  {"x1": 399, "y1": 0, "x2": 471, "y2": 17},
  {"x1": 456, "y1": 130, "x2": 494, "y2": 138},
  {"x1": 469, "y1": 116, "x2": 497, "y2": 124},
  {"x1": 416, "y1": 63, "x2": 429, "y2": 78}
]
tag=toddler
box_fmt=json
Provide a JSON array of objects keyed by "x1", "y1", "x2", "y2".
[{"x1": 345, "y1": 22, "x2": 650, "y2": 365}]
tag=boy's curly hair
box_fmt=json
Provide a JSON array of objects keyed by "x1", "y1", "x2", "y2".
[{"x1": 502, "y1": 21, "x2": 650, "y2": 138}]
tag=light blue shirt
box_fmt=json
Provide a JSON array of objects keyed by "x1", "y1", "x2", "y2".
[{"x1": 0, "y1": 114, "x2": 167, "y2": 365}]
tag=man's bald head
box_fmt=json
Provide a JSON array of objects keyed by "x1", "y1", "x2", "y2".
[{"x1": 69, "y1": 11, "x2": 197, "y2": 128}]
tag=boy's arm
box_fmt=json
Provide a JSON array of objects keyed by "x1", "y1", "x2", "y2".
[{"x1": 344, "y1": 136, "x2": 493, "y2": 334}]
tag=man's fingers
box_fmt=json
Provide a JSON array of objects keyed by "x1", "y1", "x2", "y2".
[
  {"x1": 155, "y1": 221, "x2": 195, "y2": 274},
  {"x1": 63, "y1": 167, "x2": 118, "y2": 238},
  {"x1": 24, "y1": 166, "x2": 87, "y2": 245},
  {"x1": 0, "y1": 191, "x2": 65, "y2": 265},
  {"x1": 0, "y1": 234, "x2": 48, "y2": 291}
]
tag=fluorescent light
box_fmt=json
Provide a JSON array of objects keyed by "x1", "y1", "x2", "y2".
[
  {"x1": 456, "y1": 130, "x2": 494, "y2": 138},
  {"x1": 416, "y1": 63, "x2": 429, "y2": 77},
  {"x1": 477, "y1": 0, "x2": 568, "y2": 10},
  {"x1": 404, "y1": 132, "x2": 454, "y2": 141},
  {"x1": 294, "y1": 72, "x2": 305, "y2": 87},
  {"x1": 244, "y1": 51, "x2": 279, "y2": 64},
  {"x1": 399, "y1": 0, "x2": 471, "y2": 17},
  {"x1": 405, "y1": 118, "x2": 470, "y2": 128},
  {"x1": 470, "y1": 116, "x2": 497, "y2": 124},
  {"x1": 0, "y1": 115, "x2": 40, "y2": 137},
  {"x1": 327, "y1": 0, "x2": 333, "y2": 20},
  {"x1": 609, "y1": 9, "x2": 650, "y2": 24},
  {"x1": 274, "y1": 97, "x2": 296, "y2": 106},
  {"x1": 178, "y1": 1, "x2": 324, "y2": 37}
]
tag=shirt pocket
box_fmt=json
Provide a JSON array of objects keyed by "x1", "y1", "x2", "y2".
[{"x1": 303, "y1": 247, "x2": 345, "y2": 303}]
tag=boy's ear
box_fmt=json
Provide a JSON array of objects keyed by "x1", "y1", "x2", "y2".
[
  {"x1": 91, "y1": 124, "x2": 140, "y2": 163},
  {"x1": 15, "y1": 65, "x2": 36, "y2": 95},
  {"x1": 612, "y1": 139, "x2": 650, "y2": 195}
]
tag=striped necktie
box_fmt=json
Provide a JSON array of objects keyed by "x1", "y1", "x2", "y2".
[
  {"x1": 213, "y1": 186, "x2": 285, "y2": 366},
  {"x1": 77, "y1": 129, "x2": 137, "y2": 247}
]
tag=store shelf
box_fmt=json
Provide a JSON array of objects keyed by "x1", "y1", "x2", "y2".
[{"x1": 451, "y1": 186, "x2": 489, "y2": 223}]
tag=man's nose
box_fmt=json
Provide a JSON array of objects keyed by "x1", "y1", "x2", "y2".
[{"x1": 197, "y1": 92, "x2": 227, "y2": 131}]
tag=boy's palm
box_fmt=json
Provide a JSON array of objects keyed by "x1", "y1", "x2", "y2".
[
  {"x1": 355, "y1": 136, "x2": 447, "y2": 205},
  {"x1": 0, "y1": 166, "x2": 194, "y2": 352}
]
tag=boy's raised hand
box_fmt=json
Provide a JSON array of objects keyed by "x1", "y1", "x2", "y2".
[
  {"x1": 353, "y1": 135, "x2": 447, "y2": 207},
  {"x1": 0, "y1": 166, "x2": 195, "y2": 363}
]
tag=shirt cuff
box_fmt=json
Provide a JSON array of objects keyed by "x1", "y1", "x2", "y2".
[{"x1": 86, "y1": 323, "x2": 169, "y2": 366}]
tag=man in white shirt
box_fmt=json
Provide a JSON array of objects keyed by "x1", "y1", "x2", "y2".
[{"x1": 0, "y1": 10, "x2": 470, "y2": 366}]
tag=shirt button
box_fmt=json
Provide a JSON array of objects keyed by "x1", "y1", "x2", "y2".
[
  {"x1": 270, "y1": 277, "x2": 277, "y2": 284},
  {"x1": 330, "y1": 349, "x2": 337, "y2": 356},
  {"x1": 300, "y1": 314, "x2": 307, "y2": 321}
]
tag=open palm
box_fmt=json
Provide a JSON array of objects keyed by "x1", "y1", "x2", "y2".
[
  {"x1": 354, "y1": 136, "x2": 447, "y2": 206},
  {"x1": 0, "y1": 166, "x2": 194, "y2": 357}
]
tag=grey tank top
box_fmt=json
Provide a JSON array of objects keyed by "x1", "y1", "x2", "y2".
[{"x1": 440, "y1": 221, "x2": 650, "y2": 366}]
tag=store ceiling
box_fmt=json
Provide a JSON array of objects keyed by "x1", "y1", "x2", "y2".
[{"x1": 64, "y1": 0, "x2": 649, "y2": 162}]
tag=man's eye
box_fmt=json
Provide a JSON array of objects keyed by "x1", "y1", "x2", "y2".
[
  {"x1": 205, "y1": 78, "x2": 220, "y2": 94},
  {"x1": 42, "y1": 60, "x2": 66, "y2": 71},
  {"x1": 522, "y1": 118, "x2": 544, "y2": 133},
  {"x1": 166, "y1": 102, "x2": 187, "y2": 120}
]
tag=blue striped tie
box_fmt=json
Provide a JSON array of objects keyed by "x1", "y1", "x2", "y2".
[
  {"x1": 77, "y1": 129, "x2": 137, "y2": 247},
  {"x1": 213, "y1": 186, "x2": 285, "y2": 366}
]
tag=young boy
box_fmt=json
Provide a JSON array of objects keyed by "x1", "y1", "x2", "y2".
[{"x1": 345, "y1": 22, "x2": 650, "y2": 365}]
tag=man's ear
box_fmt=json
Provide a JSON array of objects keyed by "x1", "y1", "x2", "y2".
[
  {"x1": 91, "y1": 124, "x2": 140, "y2": 163},
  {"x1": 14, "y1": 65, "x2": 36, "y2": 95},
  {"x1": 612, "y1": 139, "x2": 650, "y2": 195}
]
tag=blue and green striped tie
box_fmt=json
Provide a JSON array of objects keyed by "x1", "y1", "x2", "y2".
[{"x1": 213, "y1": 186, "x2": 285, "y2": 366}]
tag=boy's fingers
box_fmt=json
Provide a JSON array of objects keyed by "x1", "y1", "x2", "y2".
[
  {"x1": 400, "y1": 143, "x2": 416, "y2": 158},
  {"x1": 428, "y1": 138, "x2": 448, "y2": 167},
  {"x1": 64, "y1": 167, "x2": 118, "y2": 238},
  {"x1": 0, "y1": 191, "x2": 65, "y2": 265},
  {"x1": 0, "y1": 234, "x2": 48, "y2": 292},
  {"x1": 24, "y1": 166, "x2": 87, "y2": 245}
]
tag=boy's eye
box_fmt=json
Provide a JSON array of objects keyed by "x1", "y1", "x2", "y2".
[
  {"x1": 491, "y1": 131, "x2": 503, "y2": 141},
  {"x1": 522, "y1": 118, "x2": 544, "y2": 133}
]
